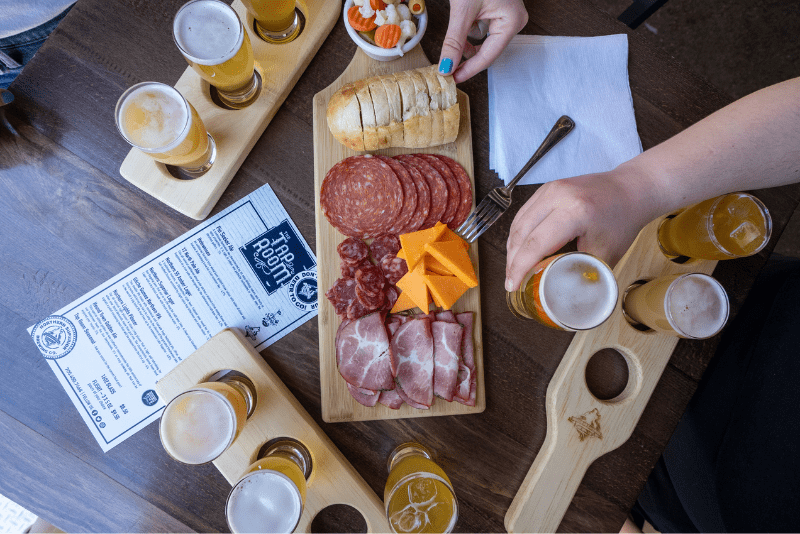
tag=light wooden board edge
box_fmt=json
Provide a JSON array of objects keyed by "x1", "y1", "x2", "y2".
[
  {"x1": 505, "y1": 217, "x2": 718, "y2": 533},
  {"x1": 119, "y1": 0, "x2": 338, "y2": 220},
  {"x1": 312, "y1": 47, "x2": 485, "y2": 423},
  {"x1": 155, "y1": 328, "x2": 390, "y2": 533}
]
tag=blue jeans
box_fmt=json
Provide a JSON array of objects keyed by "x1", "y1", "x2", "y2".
[{"x1": 0, "y1": 4, "x2": 74, "y2": 89}]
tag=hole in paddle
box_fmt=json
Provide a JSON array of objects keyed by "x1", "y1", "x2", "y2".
[
  {"x1": 311, "y1": 504, "x2": 367, "y2": 533},
  {"x1": 585, "y1": 348, "x2": 629, "y2": 401}
]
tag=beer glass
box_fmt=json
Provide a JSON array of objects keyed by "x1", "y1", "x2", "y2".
[
  {"x1": 173, "y1": 0, "x2": 260, "y2": 109},
  {"x1": 506, "y1": 251, "x2": 619, "y2": 331},
  {"x1": 622, "y1": 273, "x2": 730, "y2": 339},
  {"x1": 240, "y1": 0, "x2": 302, "y2": 44},
  {"x1": 159, "y1": 371, "x2": 255, "y2": 465},
  {"x1": 226, "y1": 438, "x2": 311, "y2": 533},
  {"x1": 657, "y1": 192, "x2": 772, "y2": 260},
  {"x1": 115, "y1": 81, "x2": 216, "y2": 176},
  {"x1": 384, "y1": 443, "x2": 458, "y2": 534}
]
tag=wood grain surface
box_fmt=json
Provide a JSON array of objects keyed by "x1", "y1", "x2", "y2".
[
  {"x1": 313, "y1": 46, "x2": 485, "y2": 423},
  {"x1": 1, "y1": 0, "x2": 798, "y2": 532}
]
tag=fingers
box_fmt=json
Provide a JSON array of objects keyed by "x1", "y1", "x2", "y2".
[
  {"x1": 452, "y1": 27, "x2": 515, "y2": 83},
  {"x1": 438, "y1": 1, "x2": 480, "y2": 76},
  {"x1": 506, "y1": 186, "x2": 552, "y2": 268}
]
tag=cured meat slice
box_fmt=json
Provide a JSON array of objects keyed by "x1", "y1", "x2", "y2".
[
  {"x1": 384, "y1": 285, "x2": 399, "y2": 312},
  {"x1": 419, "y1": 154, "x2": 460, "y2": 226},
  {"x1": 355, "y1": 264, "x2": 386, "y2": 296},
  {"x1": 395, "y1": 154, "x2": 448, "y2": 229},
  {"x1": 455, "y1": 312, "x2": 475, "y2": 370},
  {"x1": 337, "y1": 237, "x2": 370, "y2": 264},
  {"x1": 435, "y1": 310, "x2": 457, "y2": 323},
  {"x1": 431, "y1": 321, "x2": 462, "y2": 402},
  {"x1": 378, "y1": 388, "x2": 405, "y2": 409},
  {"x1": 355, "y1": 284, "x2": 386, "y2": 311},
  {"x1": 370, "y1": 234, "x2": 401, "y2": 262},
  {"x1": 453, "y1": 364, "x2": 473, "y2": 404},
  {"x1": 347, "y1": 296, "x2": 381, "y2": 320},
  {"x1": 347, "y1": 383, "x2": 380, "y2": 407},
  {"x1": 321, "y1": 155, "x2": 404, "y2": 238},
  {"x1": 386, "y1": 316, "x2": 402, "y2": 336},
  {"x1": 454, "y1": 370, "x2": 477, "y2": 407},
  {"x1": 393, "y1": 156, "x2": 430, "y2": 233},
  {"x1": 454, "y1": 312, "x2": 476, "y2": 405},
  {"x1": 335, "y1": 318, "x2": 352, "y2": 367},
  {"x1": 326, "y1": 278, "x2": 357, "y2": 318},
  {"x1": 375, "y1": 155, "x2": 417, "y2": 235},
  {"x1": 379, "y1": 254, "x2": 408, "y2": 285},
  {"x1": 341, "y1": 258, "x2": 372, "y2": 279},
  {"x1": 395, "y1": 384, "x2": 430, "y2": 410},
  {"x1": 433, "y1": 155, "x2": 473, "y2": 228},
  {"x1": 337, "y1": 312, "x2": 394, "y2": 391},
  {"x1": 390, "y1": 318, "x2": 434, "y2": 406}
]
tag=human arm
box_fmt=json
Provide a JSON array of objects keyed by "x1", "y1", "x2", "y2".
[
  {"x1": 505, "y1": 76, "x2": 800, "y2": 291},
  {"x1": 437, "y1": 0, "x2": 528, "y2": 83}
]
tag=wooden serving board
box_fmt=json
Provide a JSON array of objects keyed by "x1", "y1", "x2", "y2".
[
  {"x1": 312, "y1": 47, "x2": 485, "y2": 423},
  {"x1": 505, "y1": 216, "x2": 718, "y2": 533},
  {"x1": 155, "y1": 329, "x2": 390, "y2": 533},
  {"x1": 120, "y1": 0, "x2": 338, "y2": 220}
]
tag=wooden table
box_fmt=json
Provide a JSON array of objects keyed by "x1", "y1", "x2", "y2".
[{"x1": 1, "y1": 0, "x2": 797, "y2": 532}]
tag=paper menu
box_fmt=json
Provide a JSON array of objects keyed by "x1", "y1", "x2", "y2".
[{"x1": 28, "y1": 184, "x2": 318, "y2": 451}]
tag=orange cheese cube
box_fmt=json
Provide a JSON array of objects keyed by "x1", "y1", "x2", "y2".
[
  {"x1": 390, "y1": 290, "x2": 417, "y2": 313},
  {"x1": 399, "y1": 223, "x2": 447, "y2": 270},
  {"x1": 424, "y1": 240, "x2": 478, "y2": 288},
  {"x1": 424, "y1": 274, "x2": 470, "y2": 310},
  {"x1": 395, "y1": 260, "x2": 431, "y2": 312}
]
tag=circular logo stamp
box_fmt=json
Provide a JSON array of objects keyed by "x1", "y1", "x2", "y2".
[
  {"x1": 31, "y1": 315, "x2": 77, "y2": 360},
  {"x1": 141, "y1": 390, "x2": 159, "y2": 407},
  {"x1": 288, "y1": 269, "x2": 318, "y2": 311}
]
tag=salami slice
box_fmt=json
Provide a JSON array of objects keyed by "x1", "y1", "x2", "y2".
[
  {"x1": 384, "y1": 285, "x2": 399, "y2": 312},
  {"x1": 418, "y1": 154, "x2": 460, "y2": 226},
  {"x1": 326, "y1": 277, "x2": 357, "y2": 318},
  {"x1": 370, "y1": 234, "x2": 401, "y2": 262},
  {"x1": 433, "y1": 155, "x2": 473, "y2": 228},
  {"x1": 379, "y1": 254, "x2": 408, "y2": 285},
  {"x1": 393, "y1": 156, "x2": 430, "y2": 233},
  {"x1": 375, "y1": 155, "x2": 417, "y2": 236},
  {"x1": 355, "y1": 264, "x2": 386, "y2": 296},
  {"x1": 321, "y1": 155, "x2": 404, "y2": 238},
  {"x1": 341, "y1": 258, "x2": 372, "y2": 279},
  {"x1": 356, "y1": 284, "x2": 386, "y2": 311},
  {"x1": 395, "y1": 154, "x2": 448, "y2": 230},
  {"x1": 337, "y1": 237, "x2": 370, "y2": 264}
]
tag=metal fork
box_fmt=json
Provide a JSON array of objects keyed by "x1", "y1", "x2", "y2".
[{"x1": 456, "y1": 115, "x2": 575, "y2": 243}]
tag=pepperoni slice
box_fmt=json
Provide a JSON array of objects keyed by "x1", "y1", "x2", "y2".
[
  {"x1": 321, "y1": 155, "x2": 403, "y2": 238},
  {"x1": 379, "y1": 254, "x2": 408, "y2": 285},
  {"x1": 370, "y1": 234, "x2": 401, "y2": 262},
  {"x1": 432, "y1": 155, "x2": 473, "y2": 228},
  {"x1": 393, "y1": 156, "x2": 430, "y2": 233},
  {"x1": 356, "y1": 284, "x2": 386, "y2": 310},
  {"x1": 418, "y1": 154, "x2": 460, "y2": 226},
  {"x1": 395, "y1": 155, "x2": 447, "y2": 230},
  {"x1": 337, "y1": 237, "x2": 370, "y2": 264},
  {"x1": 375, "y1": 156, "x2": 417, "y2": 236},
  {"x1": 355, "y1": 264, "x2": 386, "y2": 296}
]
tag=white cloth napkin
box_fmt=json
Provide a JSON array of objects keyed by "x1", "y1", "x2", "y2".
[{"x1": 488, "y1": 34, "x2": 642, "y2": 185}]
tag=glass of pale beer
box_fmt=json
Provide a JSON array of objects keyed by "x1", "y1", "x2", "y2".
[
  {"x1": 657, "y1": 192, "x2": 772, "y2": 260},
  {"x1": 226, "y1": 438, "x2": 311, "y2": 533},
  {"x1": 159, "y1": 371, "x2": 256, "y2": 465},
  {"x1": 115, "y1": 81, "x2": 216, "y2": 177},
  {"x1": 173, "y1": 0, "x2": 260, "y2": 109},
  {"x1": 384, "y1": 443, "x2": 458, "y2": 534},
  {"x1": 240, "y1": 0, "x2": 302, "y2": 44},
  {"x1": 506, "y1": 252, "x2": 619, "y2": 331},
  {"x1": 622, "y1": 273, "x2": 730, "y2": 338}
]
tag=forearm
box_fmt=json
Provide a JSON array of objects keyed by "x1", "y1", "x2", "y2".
[{"x1": 619, "y1": 76, "x2": 800, "y2": 221}]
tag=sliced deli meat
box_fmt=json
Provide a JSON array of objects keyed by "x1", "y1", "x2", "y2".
[
  {"x1": 395, "y1": 154, "x2": 447, "y2": 229},
  {"x1": 433, "y1": 155, "x2": 473, "y2": 228},
  {"x1": 327, "y1": 278, "x2": 357, "y2": 318},
  {"x1": 338, "y1": 237, "x2": 370, "y2": 264},
  {"x1": 394, "y1": 156, "x2": 430, "y2": 233},
  {"x1": 419, "y1": 154, "x2": 460, "y2": 225},
  {"x1": 395, "y1": 383, "x2": 430, "y2": 410},
  {"x1": 431, "y1": 321, "x2": 463, "y2": 402},
  {"x1": 369, "y1": 234, "x2": 401, "y2": 262},
  {"x1": 390, "y1": 317, "x2": 434, "y2": 406},
  {"x1": 454, "y1": 312, "x2": 476, "y2": 405},
  {"x1": 375, "y1": 156, "x2": 417, "y2": 235},
  {"x1": 378, "y1": 388, "x2": 405, "y2": 409},
  {"x1": 347, "y1": 383, "x2": 380, "y2": 407},
  {"x1": 337, "y1": 312, "x2": 394, "y2": 391}
]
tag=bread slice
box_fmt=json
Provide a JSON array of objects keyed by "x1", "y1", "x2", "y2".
[
  {"x1": 327, "y1": 82, "x2": 364, "y2": 151},
  {"x1": 436, "y1": 70, "x2": 460, "y2": 144},
  {"x1": 406, "y1": 69, "x2": 432, "y2": 148},
  {"x1": 354, "y1": 78, "x2": 378, "y2": 151},
  {"x1": 394, "y1": 71, "x2": 422, "y2": 148},
  {"x1": 368, "y1": 78, "x2": 392, "y2": 149},
  {"x1": 380, "y1": 76, "x2": 404, "y2": 147},
  {"x1": 419, "y1": 66, "x2": 444, "y2": 147}
]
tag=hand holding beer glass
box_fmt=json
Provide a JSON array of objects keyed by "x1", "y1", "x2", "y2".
[
  {"x1": 159, "y1": 371, "x2": 255, "y2": 465},
  {"x1": 173, "y1": 0, "x2": 261, "y2": 109}
]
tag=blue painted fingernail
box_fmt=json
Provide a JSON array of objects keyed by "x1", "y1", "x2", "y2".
[
  {"x1": 0, "y1": 90, "x2": 13, "y2": 105},
  {"x1": 439, "y1": 58, "x2": 453, "y2": 75}
]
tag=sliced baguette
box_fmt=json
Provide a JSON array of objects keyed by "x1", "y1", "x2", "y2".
[
  {"x1": 437, "y1": 71, "x2": 460, "y2": 144},
  {"x1": 380, "y1": 76, "x2": 404, "y2": 147},
  {"x1": 355, "y1": 78, "x2": 379, "y2": 151},
  {"x1": 394, "y1": 70, "x2": 423, "y2": 148},
  {"x1": 327, "y1": 82, "x2": 364, "y2": 151},
  {"x1": 406, "y1": 69, "x2": 432, "y2": 148},
  {"x1": 419, "y1": 65, "x2": 444, "y2": 147},
  {"x1": 368, "y1": 78, "x2": 392, "y2": 149}
]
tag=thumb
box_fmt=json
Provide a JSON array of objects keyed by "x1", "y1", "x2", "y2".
[{"x1": 438, "y1": 1, "x2": 479, "y2": 76}]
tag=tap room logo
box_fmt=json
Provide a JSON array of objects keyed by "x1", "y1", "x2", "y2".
[
  {"x1": 31, "y1": 315, "x2": 78, "y2": 360},
  {"x1": 241, "y1": 219, "x2": 316, "y2": 296},
  {"x1": 288, "y1": 270, "x2": 318, "y2": 311}
]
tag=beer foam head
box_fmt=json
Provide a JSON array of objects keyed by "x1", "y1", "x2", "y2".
[
  {"x1": 117, "y1": 83, "x2": 189, "y2": 151},
  {"x1": 160, "y1": 389, "x2": 235, "y2": 464},
  {"x1": 227, "y1": 471, "x2": 303, "y2": 533},
  {"x1": 541, "y1": 253, "x2": 618, "y2": 330},
  {"x1": 173, "y1": 0, "x2": 244, "y2": 66},
  {"x1": 667, "y1": 273, "x2": 729, "y2": 338}
]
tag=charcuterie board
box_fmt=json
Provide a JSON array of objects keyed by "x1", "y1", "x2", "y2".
[
  {"x1": 155, "y1": 329, "x2": 390, "y2": 533},
  {"x1": 312, "y1": 47, "x2": 485, "y2": 422}
]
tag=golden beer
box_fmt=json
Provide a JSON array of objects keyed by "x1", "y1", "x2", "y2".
[
  {"x1": 159, "y1": 373, "x2": 255, "y2": 465},
  {"x1": 173, "y1": 0, "x2": 260, "y2": 108},
  {"x1": 658, "y1": 193, "x2": 772, "y2": 260},
  {"x1": 241, "y1": 0, "x2": 301, "y2": 43},
  {"x1": 226, "y1": 439, "x2": 311, "y2": 533},
  {"x1": 506, "y1": 252, "x2": 619, "y2": 331},
  {"x1": 116, "y1": 82, "x2": 215, "y2": 174},
  {"x1": 622, "y1": 273, "x2": 729, "y2": 339},
  {"x1": 384, "y1": 443, "x2": 458, "y2": 534}
]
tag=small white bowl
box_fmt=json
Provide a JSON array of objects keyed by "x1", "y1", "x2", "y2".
[{"x1": 343, "y1": 0, "x2": 428, "y2": 61}]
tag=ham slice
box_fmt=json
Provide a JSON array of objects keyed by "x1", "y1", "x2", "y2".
[
  {"x1": 454, "y1": 312, "x2": 476, "y2": 406},
  {"x1": 431, "y1": 321, "x2": 462, "y2": 401},
  {"x1": 378, "y1": 388, "x2": 405, "y2": 409},
  {"x1": 435, "y1": 310, "x2": 457, "y2": 323},
  {"x1": 346, "y1": 383, "x2": 380, "y2": 407},
  {"x1": 337, "y1": 312, "x2": 394, "y2": 391},
  {"x1": 390, "y1": 317, "x2": 434, "y2": 406},
  {"x1": 395, "y1": 383, "x2": 430, "y2": 409}
]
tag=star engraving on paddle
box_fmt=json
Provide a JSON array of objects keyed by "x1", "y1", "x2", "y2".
[{"x1": 568, "y1": 408, "x2": 603, "y2": 441}]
